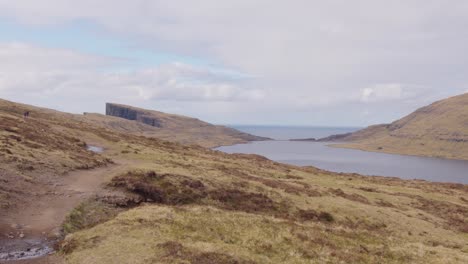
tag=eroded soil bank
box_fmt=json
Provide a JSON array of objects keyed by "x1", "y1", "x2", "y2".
[{"x1": 0, "y1": 158, "x2": 130, "y2": 263}]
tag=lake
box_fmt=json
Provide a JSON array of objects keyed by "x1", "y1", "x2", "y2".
[{"x1": 217, "y1": 126, "x2": 468, "y2": 184}]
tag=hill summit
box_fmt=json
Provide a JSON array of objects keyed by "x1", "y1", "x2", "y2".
[
  {"x1": 82, "y1": 103, "x2": 269, "y2": 148},
  {"x1": 0, "y1": 97, "x2": 467, "y2": 263},
  {"x1": 322, "y1": 93, "x2": 468, "y2": 160}
]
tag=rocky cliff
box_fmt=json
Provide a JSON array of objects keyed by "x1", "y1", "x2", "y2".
[
  {"x1": 102, "y1": 103, "x2": 269, "y2": 148},
  {"x1": 2, "y1": 98, "x2": 467, "y2": 264},
  {"x1": 106, "y1": 103, "x2": 161, "y2": 127}
]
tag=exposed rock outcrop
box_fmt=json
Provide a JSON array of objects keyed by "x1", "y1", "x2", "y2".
[
  {"x1": 106, "y1": 103, "x2": 161, "y2": 127},
  {"x1": 103, "y1": 103, "x2": 270, "y2": 148}
]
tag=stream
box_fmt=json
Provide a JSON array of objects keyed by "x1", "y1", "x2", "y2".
[
  {"x1": 0, "y1": 237, "x2": 55, "y2": 261},
  {"x1": 86, "y1": 145, "x2": 104, "y2": 153}
]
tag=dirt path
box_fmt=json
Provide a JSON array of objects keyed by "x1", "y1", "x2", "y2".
[{"x1": 0, "y1": 160, "x2": 132, "y2": 263}]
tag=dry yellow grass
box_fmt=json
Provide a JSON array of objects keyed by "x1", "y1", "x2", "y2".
[
  {"x1": 61, "y1": 139, "x2": 468, "y2": 263},
  {"x1": 82, "y1": 103, "x2": 269, "y2": 148},
  {"x1": 328, "y1": 93, "x2": 468, "y2": 160},
  {"x1": 0, "y1": 98, "x2": 467, "y2": 264},
  {"x1": 61, "y1": 205, "x2": 423, "y2": 264}
]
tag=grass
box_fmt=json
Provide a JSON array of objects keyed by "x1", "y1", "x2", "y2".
[
  {"x1": 330, "y1": 93, "x2": 468, "y2": 160},
  {"x1": 109, "y1": 170, "x2": 208, "y2": 205},
  {"x1": 1, "y1": 98, "x2": 467, "y2": 263},
  {"x1": 107, "y1": 169, "x2": 337, "y2": 223},
  {"x1": 61, "y1": 205, "x2": 419, "y2": 264},
  {"x1": 86, "y1": 103, "x2": 269, "y2": 148},
  {"x1": 62, "y1": 199, "x2": 124, "y2": 235},
  {"x1": 61, "y1": 146, "x2": 468, "y2": 263},
  {"x1": 0, "y1": 192, "x2": 10, "y2": 209}
]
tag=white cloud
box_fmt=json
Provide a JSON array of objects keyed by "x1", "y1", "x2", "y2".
[
  {"x1": 360, "y1": 84, "x2": 404, "y2": 102},
  {"x1": 359, "y1": 83, "x2": 435, "y2": 103},
  {"x1": 0, "y1": 42, "x2": 263, "y2": 111},
  {"x1": 115, "y1": 64, "x2": 264, "y2": 102},
  {"x1": 0, "y1": 1, "x2": 467, "y2": 125},
  {"x1": 0, "y1": 42, "x2": 118, "y2": 71}
]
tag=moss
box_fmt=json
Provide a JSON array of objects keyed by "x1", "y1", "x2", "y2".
[{"x1": 63, "y1": 199, "x2": 123, "y2": 234}]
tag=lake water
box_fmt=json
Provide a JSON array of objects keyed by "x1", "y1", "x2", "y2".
[
  {"x1": 218, "y1": 126, "x2": 468, "y2": 184},
  {"x1": 87, "y1": 145, "x2": 104, "y2": 153}
]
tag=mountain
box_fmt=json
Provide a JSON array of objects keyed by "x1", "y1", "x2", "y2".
[
  {"x1": 320, "y1": 93, "x2": 468, "y2": 160},
  {"x1": 0, "y1": 98, "x2": 467, "y2": 264},
  {"x1": 80, "y1": 103, "x2": 269, "y2": 148}
]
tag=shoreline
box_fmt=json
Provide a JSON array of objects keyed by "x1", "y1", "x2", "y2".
[{"x1": 216, "y1": 140, "x2": 468, "y2": 185}]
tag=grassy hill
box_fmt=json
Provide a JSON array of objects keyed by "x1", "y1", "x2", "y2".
[
  {"x1": 90, "y1": 103, "x2": 270, "y2": 148},
  {"x1": 0, "y1": 98, "x2": 467, "y2": 263},
  {"x1": 323, "y1": 93, "x2": 468, "y2": 160}
]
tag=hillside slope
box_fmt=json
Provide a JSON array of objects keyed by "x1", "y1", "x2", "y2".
[
  {"x1": 95, "y1": 103, "x2": 269, "y2": 148},
  {"x1": 0, "y1": 98, "x2": 467, "y2": 263},
  {"x1": 323, "y1": 93, "x2": 468, "y2": 160}
]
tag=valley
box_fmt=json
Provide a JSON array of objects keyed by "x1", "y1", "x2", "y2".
[{"x1": 0, "y1": 98, "x2": 467, "y2": 263}]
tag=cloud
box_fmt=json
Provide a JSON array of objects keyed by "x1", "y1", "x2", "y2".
[
  {"x1": 0, "y1": 42, "x2": 119, "y2": 71},
  {"x1": 2, "y1": 2, "x2": 466, "y2": 87},
  {"x1": 107, "y1": 63, "x2": 264, "y2": 102},
  {"x1": 0, "y1": 42, "x2": 263, "y2": 110},
  {"x1": 360, "y1": 84, "x2": 404, "y2": 102},
  {"x1": 0, "y1": 1, "x2": 467, "y2": 125},
  {"x1": 359, "y1": 83, "x2": 437, "y2": 104}
]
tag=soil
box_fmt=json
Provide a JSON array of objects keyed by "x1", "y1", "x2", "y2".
[{"x1": 0, "y1": 157, "x2": 130, "y2": 263}]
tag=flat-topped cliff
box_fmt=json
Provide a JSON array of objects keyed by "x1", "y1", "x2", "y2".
[
  {"x1": 100, "y1": 103, "x2": 269, "y2": 148},
  {"x1": 1, "y1": 98, "x2": 467, "y2": 264},
  {"x1": 106, "y1": 103, "x2": 162, "y2": 127}
]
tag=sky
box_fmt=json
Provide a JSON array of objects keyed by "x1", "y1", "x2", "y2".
[{"x1": 0, "y1": 1, "x2": 467, "y2": 126}]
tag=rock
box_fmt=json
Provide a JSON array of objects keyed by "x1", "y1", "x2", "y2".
[
  {"x1": 52, "y1": 231, "x2": 61, "y2": 238},
  {"x1": 11, "y1": 224, "x2": 22, "y2": 229},
  {"x1": 106, "y1": 103, "x2": 162, "y2": 127}
]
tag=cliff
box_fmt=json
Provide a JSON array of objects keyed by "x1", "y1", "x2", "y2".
[
  {"x1": 1, "y1": 98, "x2": 467, "y2": 264},
  {"x1": 106, "y1": 103, "x2": 162, "y2": 127},
  {"x1": 99, "y1": 103, "x2": 269, "y2": 148}
]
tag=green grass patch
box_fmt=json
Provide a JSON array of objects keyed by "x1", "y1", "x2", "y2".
[{"x1": 63, "y1": 199, "x2": 123, "y2": 234}]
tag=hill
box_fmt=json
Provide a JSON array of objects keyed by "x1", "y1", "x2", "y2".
[
  {"x1": 320, "y1": 93, "x2": 468, "y2": 160},
  {"x1": 91, "y1": 103, "x2": 270, "y2": 148},
  {"x1": 0, "y1": 98, "x2": 467, "y2": 263}
]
